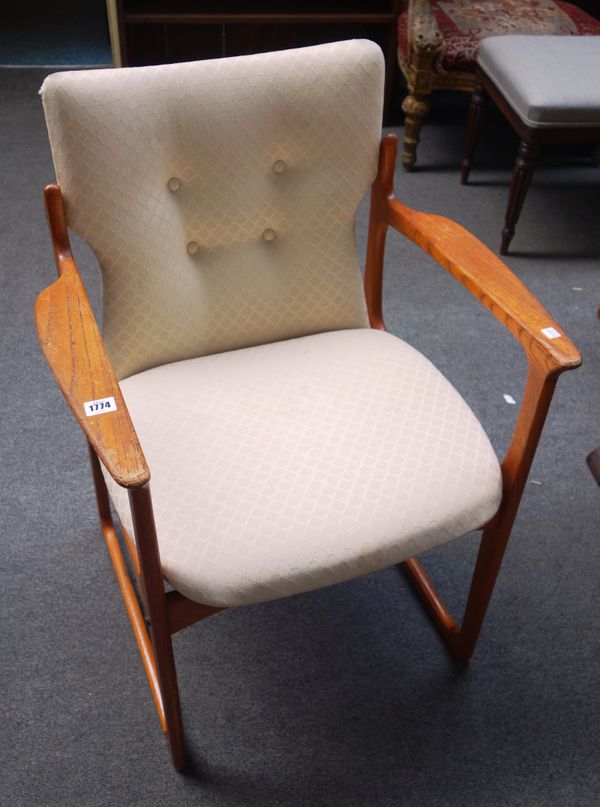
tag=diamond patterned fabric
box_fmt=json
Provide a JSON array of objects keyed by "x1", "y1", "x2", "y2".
[
  {"x1": 397, "y1": 1, "x2": 600, "y2": 72},
  {"x1": 103, "y1": 329, "x2": 503, "y2": 607},
  {"x1": 40, "y1": 40, "x2": 383, "y2": 379}
]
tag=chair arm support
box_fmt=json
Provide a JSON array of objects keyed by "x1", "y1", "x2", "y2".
[
  {"x1": 386, "y1": 198, "x2": 582, "y2": 376},
  {"x1": 587, "y1": 447, "x2": 600, "y2": 485},
  {"x1": 35, "y1": 185, "x2": 149, "y2": 488}
]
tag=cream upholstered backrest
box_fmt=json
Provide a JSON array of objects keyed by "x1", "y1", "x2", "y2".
[{"x1": 41, "y1": 40, "x2": 384, "y2": 379}]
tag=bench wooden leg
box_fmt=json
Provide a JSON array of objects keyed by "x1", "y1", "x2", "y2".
[
  {"x1": 461, "y1": 82, "x2": 486, "y2": 185},
  {"x1": 501, "y1": 139, "x2": 538, "y2": 255}
]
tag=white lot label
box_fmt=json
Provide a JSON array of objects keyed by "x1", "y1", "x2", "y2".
[
  {"x1": 541, "y1": 327, "x2": 561, "y2": 339},
  {"x1": 84, "y1": 396, "x2": 117, "y2": 416}
]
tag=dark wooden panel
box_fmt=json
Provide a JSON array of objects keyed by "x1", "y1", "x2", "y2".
[
  {"x1": 123, "y1": 0, "x2": 395, "y2": 15},
  {"x1": 125, "y1": 22, "x2": 167, "y2": 65},
  {"x1": 223, "y1": 22, "x2": 390, "y2": 56},
  {"x1": 117, "y1": 1, "x2": 402, "y2": 120},
  {"x1": 164, "y1": 23, "x2": 223, "y2": 62}
]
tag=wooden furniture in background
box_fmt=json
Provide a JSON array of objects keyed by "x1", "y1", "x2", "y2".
[
  {"x1": 396, "y1": 0, "x2": 600, "y2": 170},
  {"x1": 106, "y1": 0, "x2": 401, "y2": 121},
  {"x1": 461, "y1": 37, "x2": 600, "y2": 254}
]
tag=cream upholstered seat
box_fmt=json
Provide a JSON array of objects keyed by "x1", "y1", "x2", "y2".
[
  {"x1": 36, "y1": 38, "x2": 581, "y2": 769},
  {"x1": 104, "y1": 328, "x2": 502, "y2": 607}
]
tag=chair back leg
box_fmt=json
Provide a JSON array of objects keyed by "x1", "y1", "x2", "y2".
[
  {"x1": 502, "y1": 140, "x2": 538, "y2": 255},
  {"x1": 461, "y1": 81, "x2": 487, "y2": 185}
]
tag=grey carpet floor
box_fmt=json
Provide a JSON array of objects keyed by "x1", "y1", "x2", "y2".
[{"x1": 1, "y1": 69, "x2": 599, "y2": 807}]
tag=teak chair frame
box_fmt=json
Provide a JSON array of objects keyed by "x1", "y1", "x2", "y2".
[{"x1": 35, "y1": 132, "x2": 581, "y2": 770}]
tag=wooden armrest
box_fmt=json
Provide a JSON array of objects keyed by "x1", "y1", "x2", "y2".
[
  {"x1": 35, "y1": 185, "x2": 149, "y2": 488},
  {"x1": 365, "y1": 135, "x2": 581, "y2": 377},
  {"x1": 387, "y1": 199, "x2": 581, "y2": 374}
]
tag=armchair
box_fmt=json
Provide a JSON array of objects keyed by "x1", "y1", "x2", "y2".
[
  {"x1": 397, "y1": 0, "x2": 600, "y2": 170},
  {"x1": 37, "y1": 40, "x2": 580, "y2": 770}
]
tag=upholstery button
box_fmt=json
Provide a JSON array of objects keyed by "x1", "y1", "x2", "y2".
[
  {"x1": 187, "y1": 241, "x2": 199, "y2": 255},
  {"x1": 262, "y1": 228, "x2": 276, "y2": 242},
  {"x1": 167, "y1": 177, "x2": 181, "y2": 192},
  {"x1": 273, "y1": 160, "x2": 286, "y2": 174}
]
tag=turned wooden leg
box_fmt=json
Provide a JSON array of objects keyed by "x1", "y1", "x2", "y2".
[
  {"x1": 461, "y1": 82, "x2": 486, "y2": 185},
  {"x1": 401, "y1": 92, "x2": 430, "y2": 171},
  {"x1": 402, "y1": 367, "x2": 560, "y2": 663},
  {"x1": 501, "y1": 139, "x2": 538, "y2": 255}
]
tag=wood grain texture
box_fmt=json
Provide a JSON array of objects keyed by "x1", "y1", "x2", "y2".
[
  {"x1": 376, "y1": 134, "x2": 582, "y2": 376},
  {"x1": 35, "y1": 185, "x2": 149, "y2": 488},
  {"x1": 88, "y1": 444, "x2": 166, "y2": 729}
]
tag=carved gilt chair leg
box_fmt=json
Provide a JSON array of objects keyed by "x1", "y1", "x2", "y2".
[
  {"x1": 402, "y1": 91, "x2": 432, "y2": 171},
  {"x1": 461, "y1": 82, "x2": 486, "y2": 185},
  {"x1": 502, "y1": 140, "x2": 538, "y2": 255},
  {"x1": 400, "y1": 5, "x2": 444, "y2": 172}
]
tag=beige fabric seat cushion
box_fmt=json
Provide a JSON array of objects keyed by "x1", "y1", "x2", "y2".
[{"x1": 104, "y1": 329, "x2": 502, "y2": 607}]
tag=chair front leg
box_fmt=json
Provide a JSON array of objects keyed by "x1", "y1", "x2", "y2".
[
  {"x1": 404, "y1": 361, "x2": 559, "y2": 662},
  {"x1": 461, "y1": 81, "x2": 487, "y2": 185},
  {"x1": 129, "y1": 484, "x2": 188, "y2": 770}
]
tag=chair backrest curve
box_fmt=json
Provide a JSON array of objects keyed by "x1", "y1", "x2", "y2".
[{"x1": 41, "y1": 40, "x2": 384, "y2": 379}]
